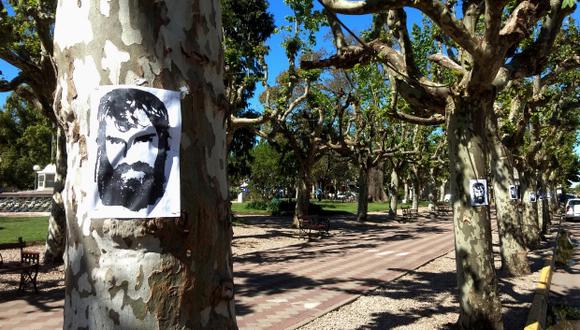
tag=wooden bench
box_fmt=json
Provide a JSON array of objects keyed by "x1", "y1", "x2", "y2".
[
  {"x1": 435, "y1": 202, "x2": 451, "y2": 215},
  {"x1": 298, "y1": 215, "x2": 330, "y2": 239},
  {"x1": 400, "y1": 208, "x2": 419, "y2": 222},
  {"x1": 0, "y1": 237, "x2": 40, "y2": 292}
]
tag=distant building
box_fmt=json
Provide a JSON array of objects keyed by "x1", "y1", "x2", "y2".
[{"x1": 36, "y1": 164, "x2": 56, "y2": 191}]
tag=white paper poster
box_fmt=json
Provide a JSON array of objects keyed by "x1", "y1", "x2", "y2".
[
  {"x1": 509, "y1": 185, "x2": 520, "y2": 200},
  {"x1": 529, "y1": 192, "x2": 537, "y2": 203},
  {"x1": 86, "y1": 86, "x2": 181, "y2": 218},
  {"x1": 470, "y1": 179, "x2": 488, "y2": 206}
]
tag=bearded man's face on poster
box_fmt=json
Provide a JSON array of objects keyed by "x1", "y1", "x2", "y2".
[{"x1": 96, "y1": 88, "x2": 169, "y2": 212}]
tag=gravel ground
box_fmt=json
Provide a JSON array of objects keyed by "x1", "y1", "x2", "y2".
[{"x1": 0, "y1": 215, "x2": 550, "y2": 330}]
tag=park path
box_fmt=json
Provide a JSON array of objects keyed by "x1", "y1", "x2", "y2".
[
  {"x1": 235, "y1": 214, "x2": 455, "y2": 329},
  {"x1": 0, "y1": 213, "x2": 454, "y2": 329}
]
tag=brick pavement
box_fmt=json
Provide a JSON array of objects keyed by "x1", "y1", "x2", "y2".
[
  {"x1": 235, "y1": 215, "x2": 454, "y2": 329},
  {"x1": 0, "y1": 213, "x2": 454, "y2": 329}
]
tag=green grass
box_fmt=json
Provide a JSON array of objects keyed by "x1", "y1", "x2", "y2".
[
  {"x1": 0, "y1": 216, "x2": 49, "y2": 244},
  {"x1": 231, "y1": 200, "x2": 430, "y2": 215},
  {"x1": 230, "y1": 202, "x2": 270, "y2": 215}
]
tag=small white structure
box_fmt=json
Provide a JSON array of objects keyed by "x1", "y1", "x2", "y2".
[
  {"x1": 237, "y1": 181, "x2": 249, "y2": 203},
  {"x1": 35, "y1": 164, "x2": 56, "y2": 191}
]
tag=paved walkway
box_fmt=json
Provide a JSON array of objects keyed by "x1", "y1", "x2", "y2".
[
  {"x1": 550, "y1": 220, "x2": 580, "y2": 307},
  {"x1": 0, "y1": 213, "x2": 455, "y2": 329},
  {"x1": 235, "y1": 215, "x2": 454, "y2": 329}
]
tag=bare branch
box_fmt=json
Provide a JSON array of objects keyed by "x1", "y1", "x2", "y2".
[
  {"x1": 493, "y1": 0, "x2": 574, "y2": 89},
  {"x1": 321, "y1": 0, "x2": 480, "y2": 56},
  {"x1": 0, "y1": 73, "x2": 27, "y2": 92},
  {"x1": 388, "y1": 109, "x2": 445, "y2": 125},
  {"x1": 324, "y1": 9, "x2": 348, "y2": 55},
  {"x1": 428, "y1": 53, "x2": 467, "y2": 75},
  {"x1": 282, "y1": 80, "x2": 310, "y2": 120}
]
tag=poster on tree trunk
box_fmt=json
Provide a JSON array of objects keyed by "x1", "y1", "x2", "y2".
[
  {"x1": 470, "y1": 179, "x2": 488, "y2": 206},
  {"x1": 529, "y1": 192, "x2": 537, "y2": 203},
  {"x1": 86, "y1": 86, "x2": 182, "y2": 218},
  {"x1": 509, "y1": 185, "x2": 520, "y2": 200}
]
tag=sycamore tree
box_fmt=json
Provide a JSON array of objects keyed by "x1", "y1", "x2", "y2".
[
  {"x1": 301, "y1": 0, "x2": 576, "y2": 328},
  {"x1": 0, "y1": 94, "x2": 52, "y2": 189},
  {"x1": 322, "y1": 64, "x2": 418, "y2": 221},
  {"x1": 53, "y1": 1, "x2": 235, "y2": 328},
  {"x1": 0, "y1": 0, "x2": 67, "y2": 264}
]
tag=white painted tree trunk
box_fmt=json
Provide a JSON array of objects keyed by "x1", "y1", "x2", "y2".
[
  {"x1": 447, "y1": 94, "x2": 502, "y2": 329},
  {"x1": 53, "y1": 2, "x2": 236, "y2": 328}
]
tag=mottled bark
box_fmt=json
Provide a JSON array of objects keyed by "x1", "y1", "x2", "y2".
[
  {"x1": 357, "y1": 167, "x2": 369, "y2": 222},
  {"x1": 411, "y1": 166, "x2": 419, "y2": 210},
  {"x1": 439, "y1": 180, "x2": 447, "y2": 201},
  {"x1": 293, "y1": 168, "x2": 312, "y2": 227},
  {"x1": 389, "y1": 169, "x2": 399, "y2": 214},
  {"x1": 54, "y1": 2, "x2": 236, "y2": 328},
  {"x1": 520, "y1": 176, "x2": 540, "y2": 248},
  {"x1": 402, "y1": 182, "x2": 409, "y2": 203},
  {"x1": 44, "y1": 125, "x2": 67, "y2": 264},
  {"x1": 488, "y1": 117, "x2": 529, "y2": 276},
  {"x1": 447, "y1": 94, "x2": 502, "y2": 329}
]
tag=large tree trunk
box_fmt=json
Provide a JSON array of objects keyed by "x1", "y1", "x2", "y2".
[
  {"x1": 293, "y1": 167, "x2": 311, "y2": 227},
  {"x1": 411, "y1": 166, "x2": 419, "y2": 210},
  {"x1": 538, "y1": 174, "x2": 551, "y2": 236},
  {"x1": 488, "y1": 117, "x2": 529, "y2": 276},
  {"x1": 357, "y1": 166, "x2": 369, "y2": 222},
  {"x1": 389, "y1": 168, "x2": 399, "y2": 215},
  {"x1": 44, "y1": 125, "x2": 67, "y2": 264},
  {"x1": 439, "y1": 180, "x2": 447, "y2": 201},
  {"x1": 447, "y1": 94, "x2": 502, "y2": 329},
  {"x1": 54, "y1": 2, "x2": 236, "y2": 328},
  {"x1": 368, "y1": 164, "x2": 388, "y2": 202},
  {"x1": 520, "y1": 175, "x2": 540, "y2": 248}
]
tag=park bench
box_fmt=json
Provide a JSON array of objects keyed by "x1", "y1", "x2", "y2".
[
  {"x1": 0, "y1": 237, "x2": 40, "y2": 292},
  {"x1": 297, "y1": 215, "x2": 330, "y2": 239},
  {"x1": 400, "y1": 207, "x2": 419, "y2": 222},
  {"x1": 435, "y1": 202, "x2": 451, "y2": 215}
]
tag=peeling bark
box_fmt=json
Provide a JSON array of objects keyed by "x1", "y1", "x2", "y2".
[
  {"x1": 389, "y1": 168, "x2": 399, "y2": 214},
  {"x1": 447, "y1": 94, "x2": 503, "y2": 329},
  {"x1": 519, "y1": 175, "x2": 540, "y2": 248},
  {"x1": 44, "y1": 125, "x2": 67, "y2": 264},
  {"x1": 54, "y1": 2, "x2": 236, "y2": 328},
  {"x1": 488, "y1": 115, "x2": 529, "y2": 276}
]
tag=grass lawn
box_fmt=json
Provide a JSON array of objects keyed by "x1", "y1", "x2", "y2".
[
  {"x1": 231, "y1": 200, "x2": 430, "y2": 216},
  {"x1": 0, "y1": 216, "x2": 49, "y2": 244},
  {"x1": 230, "y1": 202, "x2": 270, "y2": 215}
]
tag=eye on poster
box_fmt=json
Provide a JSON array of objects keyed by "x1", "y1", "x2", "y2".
[
  {"x1": 470, "y1": 179, "x2": 488, "y2": 206},
  {"x1": 86, "y1": 86, "x2": 181, "y2": 218}
]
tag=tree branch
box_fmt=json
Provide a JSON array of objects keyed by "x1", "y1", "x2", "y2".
[
  {"x1": 0, "y1": 73, "x2": 27, "y2": 92},
  {"x1": 493, "y1": 0, "x2": 574, "y2": 89}
]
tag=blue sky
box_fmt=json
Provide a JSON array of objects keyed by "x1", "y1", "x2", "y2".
[{"x1": 0, "y1": 2, "x2": 578, "y2": 149}]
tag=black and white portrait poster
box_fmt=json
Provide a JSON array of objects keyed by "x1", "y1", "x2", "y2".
[
  {"x1": 529, "y1": 192, "x2": 537, "y2": 203},
  {"x1": 470, "y1": 179, "x2": 489, "y2": 206},
  {"x1": 509, "y1": 185, "x2": 520, "y2": 200},
  {"x1": 86, "y1": 86, "x2": 181, "y2": 218}
]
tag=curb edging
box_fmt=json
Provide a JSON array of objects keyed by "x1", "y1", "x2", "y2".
[{"x1": 524, "y1": 223, "x2": 562, "y2": 330}]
